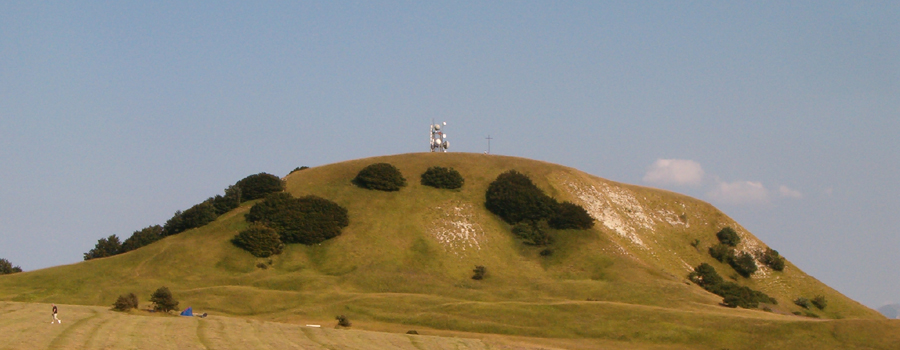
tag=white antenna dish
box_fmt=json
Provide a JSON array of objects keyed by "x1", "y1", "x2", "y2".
[
  {"x1": 429, "y1": 120, "x2": 450, "y2": 152},
  {"x1": 443, "y1": 122, "x2": 446, "y2": 126}
]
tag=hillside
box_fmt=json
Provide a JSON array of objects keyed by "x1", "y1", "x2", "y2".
[{"x1": 1, "y1": 153, "x2": 896, "y2": 349}]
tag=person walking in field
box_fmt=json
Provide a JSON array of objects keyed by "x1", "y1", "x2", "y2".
[{"x1": 51, "y1": 304, "x2": 61, "y2": 324}]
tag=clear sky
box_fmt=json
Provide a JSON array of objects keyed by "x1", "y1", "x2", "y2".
[{"x1": 1, "y1": 1, "x2": 897, "y2": 309}]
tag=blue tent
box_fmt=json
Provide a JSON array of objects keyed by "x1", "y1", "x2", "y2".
[{"x1": 180, "y1": 307, "x2": 193, "y2": 316}]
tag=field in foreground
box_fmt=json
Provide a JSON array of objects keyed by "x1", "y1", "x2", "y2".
[{"x1": 4, "y1": 301, "x2": 900, "y2": 350}]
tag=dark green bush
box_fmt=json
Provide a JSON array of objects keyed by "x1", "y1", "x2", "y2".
[
  {"x1": 289, "y1": 166, "x2": 309, "y2": 175},
  {"x1": 420, "y1": 166, "x2": 464, "y2": 189},
  {"x1": 759, "y1": 247, "x2": 786, "y2": 271},
  {"x1": 353, "y1": 163, "x2": 407, "y2": 191},
  {"x1": 232, "y1": 224, "x2": 284, "y2": 258},
  {"x1": 511, "y1": 220, "x2": 554, "y2": 246},
  {"x1": 162, "y1": 201, "x2": 218, "y2": 237},
  {"x1": 246, "y1": 193, "x2": 349, "y2": 245},
  {"x1": 729, "y1": 251, "x2": 758, "y2": 277},
  {"x1": 84, "y1": 235, "x2": 123, "y2": 260},
  {"x1": 113, "y1": 293, "x2": 139, "y2": 311},
  {"x1": 794, "y1": 297, "x2": 811, "y2": 309},
  {"x1": 211, "y1": 185, "x2": 242, "y2": 215},
  {"x1": 236, "y1": 173, "x2": 285, "y2": 201},
  {"x1": 689, "y1": 263, "x2": 774, "y2": 309},
  {"x1": 0, "y1": 258, "x2": 22, "y2": 274},
  {"x1": 150, "y1": 286, "x2": 179, "y2": 313},
  {"x1": 336, "y1": 315, "x2": 351, "y2": 327},
  {"x1": 121, "y1": 225, "x2": 163, "y2": 253},
  {"x1": 811, "y1": 295, "x2": 827, "y2": 310},
  {"x1": 472, "y1": 265, "x2": 486, "y2": 280},
  {"x1": 708, "y1": 243, "x2": 734, "y2": 263},
  {"x1": 549, "y1": 201, "x2": 594, "y2": 230},
  {"x1": 485, "y1": 170, "x2": 557, "y2": 225},
  {"x1": 716, "y1": 227, "x2": 741, "y2": 247},
  {"x1": 688, "y1": 263, "x2": 724, "y2": 288}
]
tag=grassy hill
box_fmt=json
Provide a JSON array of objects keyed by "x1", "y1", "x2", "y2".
[{"x1": 1, "y1": 153, "x2": 897, "y2": 349}]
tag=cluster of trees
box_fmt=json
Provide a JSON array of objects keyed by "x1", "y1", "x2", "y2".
[
  {"x1": 758, "y1": 247, "x2": 786, "y2": 271},
  {"x1": 707, "y1": 227, "x2": 758, "y2": 278},
  {"x1": 484, "y1": 170, "x2": 594, "y2": 248},
  {"x1": 233, "y1": 192, "x2": 349, "y2": 257},
  {"x1": 689, "y1": 263, "x2": 776, "y2": 308},
  {"x1": 0, "y1": 258, "x2": 22, "y2": 274},
  {"x1": 112, "y1": 286, "x2": 179, "y2": 313},
  {"x1": 85, "y1": 173, "x2": 285, "y2": 261}
]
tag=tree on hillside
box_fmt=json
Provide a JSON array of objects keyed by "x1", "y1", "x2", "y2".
[
  {"x1": 0, "y1": 258, "x2": 23, "y2": 274},
  {"x1": 235, "y1": 173, "x2": 285, "y2": 201},
  {"x1": 549, "y1": 201, "x2": 594, "y2": 230},
  {"x1": 121, "y1": 225, "x2": 163, "y2": 253},
  {"x1": 162, "y1": 201, "x2": 218, "y2": 236},
  {"x1": 150, "y1": 287, "x2": 179, "y2": 313},
  {"x1": 232, "y1": 224, "x2": 284, "y2": 257},
  {"x1": 484, "y1": 170, "x2": 556, "y2": 225},
  {"x1": 113, "y1": 292, "x2": 139, "y2": 311},
  {"x1": 246, "y1": 192, "x2": 350, "y2": 245},
  {"x1": 420, "y1": 166, "x2": 464, "y2": 189},
  {"x1": 211, "y1": 185, "x2": 242, "y2": 215},
  {"x1": 716, "y1": 227, "x2": 741, "y2": 247},
  {"x1": 353, "y1": 163, "x2": 407, "y2": 191},
  {"x1": 84, "y1": 235, "x2": 123, "y2": 260}
]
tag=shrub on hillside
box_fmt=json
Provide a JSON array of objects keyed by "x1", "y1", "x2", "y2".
[
  {"x1": 758, "y1": 247, "x2": 786, "y2": 271},
  {"x1": 353, "y1": 163, "x2": 407, "y2": 191},
  {"x1": 0, "y1": 258, "x2": 22, "y2": 274},
  {"x1": 549, "y1": 201, "x2": 594, "y2": 230},
  {"x1": 235, "y1": 173, "x2": 285, "y2": 201},
  {"x1": 708, "y1": 243, "x2": 734, "y2": 263},
  {"x1": 794, "y1": 297, "x2": 811, "y2": 309},
  {"x1": 121, "y1": 225, "x2": 163, "y2": 253},
  {"x1": 232, "y1": 224, "x2": 284, "y2": 258},
  {"x1": 472, "y1": 265, "x2": 487, "y2": 280},
  {"x1": 336, "y1": 315, "x2": 351, "y2": 327},
  {"x1": 420, "y1": 166, "x2": 464, "y2": 189},
  {"x1": 211, "y1": 185, "x2": 242, "y2": 215},
  {"x1": 113, "y1": 293, "x2": 139, "y2": 311},
  {"x1": 729, "y1": 251, "x2": 758, "y2": 278},
  {"x1": 689, "y1": 263, "x2": 774, "y2": 309},
  {"x1": 162, "y1": 201, "x2": 218, "y2": 237},
  {"x1": 150, "y1": 287, "x2": 179, "y2": 313},
  {"x1": 289, "y1": 166, "x2": 309, "y2": 175},
  {"x1": 716, "y1": 227, "x2": 741, "y2": 247},
  {"x1": 246, "y1": 193, "x2": 350, "y2": 245},
  {"x1": 484, "y1": 170, "x2": 557, "y2": 225},
  {"x1": 511, "y1": 220, "x2": 554, "y2": 246},
  {"x1": 812, "y1": 295, "x2": 827, "y2": 310},
  {"x1": 84, "y1": 235, "x2": 123, "y2": 260}
]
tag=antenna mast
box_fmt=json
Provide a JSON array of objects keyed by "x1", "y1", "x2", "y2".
[{"x1": 430, "y1": 119, "x2": 449, "y2": 152}]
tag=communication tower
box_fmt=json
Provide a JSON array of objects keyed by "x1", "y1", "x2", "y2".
[{"x1": 430, "y1": 120, "x2": 449, "y2": 152}]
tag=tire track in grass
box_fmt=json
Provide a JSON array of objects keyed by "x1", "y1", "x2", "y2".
[
  {"x1": 300, "y1": 327, "x2": 339, "y2": 350},
  {"x1": 80, "y1": 312, "x2": 118, "y2": 349},
  {"x1": 274, "y1": 322, "x2": 327, "y2": 349},
  {"x1": 47, "y1": 308, "x2": 101, "y2": 349},
  {"x1": 195, "y1": 316, "x2": 212, "y2": 350}
]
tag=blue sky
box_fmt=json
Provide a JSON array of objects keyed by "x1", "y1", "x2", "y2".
[{"x1": 1, "y1": 1, "x2": 897, "y2": 309}]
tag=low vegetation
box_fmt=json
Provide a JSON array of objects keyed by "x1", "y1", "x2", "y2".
[
  {"x1": 472, "y1": 265, "x2": 487, "y2": 280},
  {"x1": 716, "y1": 227, "x2": 741, "y2": 246},
  {"x1": 420, "y1": 166, "x2": 464, "y2": 189},
  {"x1": 0, "y1": 258, "x2": 22, "y2": 274},
  {"x1": 245, "y1": 193, "x2": 349, "y2": 245},
  {"x1": 758, "y1": 247, "x2": 786, "y2": 271},
  {"x1": 335, "y1": 314, "x2": 352, "y2": 328},
  {"x1": 150, "y1": 287, "x2": 179, "y2": 313},
  {"x1": 689, "y1": 263, "x2": 775, "y2": 308},
  {"x1": 353, "y1": 163, "x2": 407, "y2": 191},
  {"x1": 235, "y1": 173, "x2": 285, "y2": 201},
  {"x1": 231, "y1": 224, "x2": 284, "y2": 257},
  {"x1": 112, "y1": 293, "x2": 138, "y2": 311}
]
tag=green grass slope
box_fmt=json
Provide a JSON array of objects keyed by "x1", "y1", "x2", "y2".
[{"x1": 0, "y1": 153, "x2": 895, "y2": 349}]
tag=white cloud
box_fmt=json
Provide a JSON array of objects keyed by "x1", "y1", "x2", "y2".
[
  {"x1": 643, "y1": 159, "x2": 705, "y2": 187},
  {"x1": 778, "y1": 185, "x2": 803, "y2": 199},
  {"x1": 707, "y1": 180, "x2": 769, "y2": 205}
]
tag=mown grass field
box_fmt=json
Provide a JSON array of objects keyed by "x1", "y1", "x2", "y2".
[{"x1": 1, "y1": 153, "x2": 897, "y2": 349}]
